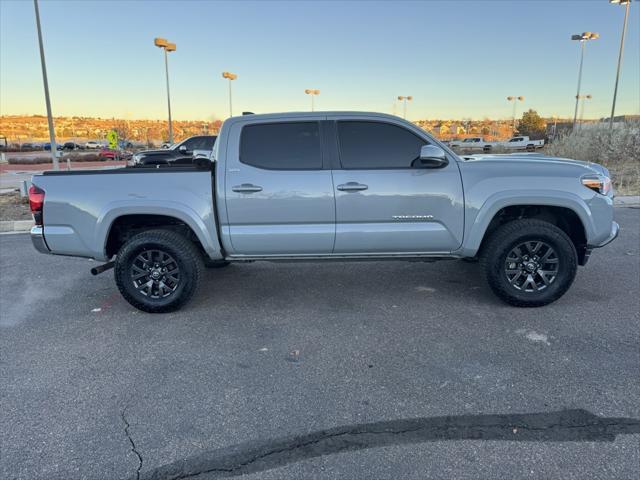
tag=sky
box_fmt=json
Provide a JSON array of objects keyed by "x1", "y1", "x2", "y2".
[{"x1": 1, "y1": 0, "x2": 639, "y2": 121}]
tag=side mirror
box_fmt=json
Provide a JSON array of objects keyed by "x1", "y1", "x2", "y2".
[
  {"x1": 178, "y1": 145, "x2": 187, "y2": 153},
  {"x1": 417, "y1": 145, "x2": 448, "y2": 168}
]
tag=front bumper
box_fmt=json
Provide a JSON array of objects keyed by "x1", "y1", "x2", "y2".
[
  {"x1": 590, "y1": 221, "x2": 620, "y2": 248},
  {"x1": 580, "y1": 221, "x2": 619, "y2": 266},
  {"x1": 30, "y1": 226, "x2": 50, "y2": 254}
]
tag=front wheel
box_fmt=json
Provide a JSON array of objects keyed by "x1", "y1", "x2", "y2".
[
  {"x1": 114, "y1": 229, "x2": 203, "y2": 313},
  {"x1": 481, "y1": 219, "x2": 577, "y2": 307}
]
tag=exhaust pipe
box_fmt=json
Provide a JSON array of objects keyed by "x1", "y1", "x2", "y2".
[{"x1": 91, "y1": 261, "x2": 115, "y2": 276}]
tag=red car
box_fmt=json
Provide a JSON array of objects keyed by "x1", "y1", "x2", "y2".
[
  {"x1": 98, "y1": 148, "x2": 132, "y2": 161},
  {"x1": 98, "y1": 148, "x2": 118, "y2": 160}
]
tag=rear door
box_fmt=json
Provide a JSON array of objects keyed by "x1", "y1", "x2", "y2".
[
  {"x1": 223, "y1": 119, "x2": 335, "y2": 255},
  {"x1": 329, "y1": 117, "x2": 464, "y2": 254}
]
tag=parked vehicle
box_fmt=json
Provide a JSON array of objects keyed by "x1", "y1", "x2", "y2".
[
  {"x1": 63, "y1": 142, "x2": 80, "y2": 151},
  {"x1": 98, "y1": 148, "x2": 118, "y2": 160},
  {"x1": 449, "y1": 137, "x2": 496, "y2": 152},
  {"x1": 29, "y1": 112, "x2": 618, "y2": 313},
  {"x1": 85, "y1": 141, "x2": 101, "y2": 149},
  {"x1": 98, "y1": 148, "x2": 133, "y2": 161},
  {"x1": 502, "y1": 136, "x2": 545, "y2": 151},
  {"x1": 21, "y1": 143, "x2": 36, "y2": 151},
  {"x1": 131, "y1": 135, "x2": 217, "y2": 165},
  {"x1": 43, "y1": 143, "x2": 63, "y2": 151}
]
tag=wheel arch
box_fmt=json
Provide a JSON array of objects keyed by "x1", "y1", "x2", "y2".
[
  {"x1": 98, "y1": 205, "x2": 223, "y2": 261},
  {"x1": 460, "y1": 193, "x2": 593, "y2": 263}
]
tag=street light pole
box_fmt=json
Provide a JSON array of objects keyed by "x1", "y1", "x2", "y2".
[
  {"x1": 571, "y1": 32, "x2": 599, "y2": 131},
  {"x1": 154, "y1": 38, "x2": 176, "y2": 144},
  {"x1": 578, "y1": 94, "x2": 592, "y2": 128},
  {"x1": 163, "y1": 48, "x2": 173, "y2": 143},
  {"x1": 609, "y1": 0, "x2": 632, "y2": 130},
  {"x1": 397, "y1": 96, "x2": 413, "y2": 119},
  {"x1": 33, "y1": 0, "x2": 59, "y2": 169},
  {"x1": 506, "y1": 96, "x2": 524, "y2": 134},
  {"x1": 222, "y1": 72, "x2": 238, "y2": 117},
  {"x1": 304, "y1": 89, "x2": 320, "y2": 111}
]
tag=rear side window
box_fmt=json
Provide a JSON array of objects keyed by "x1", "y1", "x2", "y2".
[
  {"x1": 182, "y1": 136, "x2": 215, "y2": 151},
  {"x1": 240, "y1": 122, "x2": 322, "y2": 170},
  {"x1": 337, "y1": 121, "x2": 427, "y2": 169}
]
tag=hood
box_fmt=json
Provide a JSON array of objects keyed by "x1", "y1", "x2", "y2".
[{"x1": 462, "y1": 153, "x2": 608, "y2": 176}]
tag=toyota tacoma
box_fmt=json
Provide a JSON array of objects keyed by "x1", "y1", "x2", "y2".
[{"x1": 29, "y1": 112, "x2": 618, "y2": 312}]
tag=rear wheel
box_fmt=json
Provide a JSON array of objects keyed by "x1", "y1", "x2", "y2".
[
  {"x1": 480, "y1": 219, "x2": 577, "y2": 307},
  {"x1": 114, "y1": 229, "x2": 203, "y2": 313}
]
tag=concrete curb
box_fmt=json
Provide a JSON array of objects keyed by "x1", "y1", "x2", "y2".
[
  {"x1": 614, "y1": 195, "x2": 640, "y2": 207},
  {"x1": 0, "y1": 196, "x2": 637, "y2": 234},
  {"x1": 0, "y1": 220, "x2": 34, "y2": 233}
]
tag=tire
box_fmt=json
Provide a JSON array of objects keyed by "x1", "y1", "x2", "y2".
[
  {"x1": 114, "y1": 229, "x2": 203, "y2": 313},
  {"x1": 480, "y1": 219, "x2": 577, "y2": 307},
  {"x1": 203, "y1": 258, "x2": 231, "y2": 269}
]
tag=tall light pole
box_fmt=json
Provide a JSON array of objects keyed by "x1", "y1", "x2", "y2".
[
  {"x1": 506, "y1": 96, "x2": 524, "y2": 134},
  {"x1": 154, "y1": 38, "x2": 176, "y2": 143},
  {"x1": 304, "y1": 89, "x2": 320, "y2": 111},
  {"x1": 222, "y1": 71, "x2": 237, "y2": 117},
  {"x1": 609, "y1": 0, "x2": 632, "y2": 130},
  {"x1": 33, "y1": 0, "x2": 59, "y2": 169},
  {"x1": 578, "y1": 94, "x2": 593, "y2": 127},
  {"x1": 571, "y1": 31, "x2": 599, "y2": 131},
  {"x1": 397, "y1": 96, "x2": 412, "y2": 119}
]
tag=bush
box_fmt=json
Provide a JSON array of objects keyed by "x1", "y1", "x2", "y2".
[{"x1": 546, "y1": 122, "x2": 640, "y2": 195}]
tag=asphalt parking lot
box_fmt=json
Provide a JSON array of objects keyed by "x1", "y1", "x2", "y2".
[{"x1": 1, "y1": 207, "x2": 638, "y2": 480}]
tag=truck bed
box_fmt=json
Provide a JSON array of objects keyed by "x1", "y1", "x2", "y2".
[{"x1": 32, "y1": 165, "x2": 223, "y2": 261}]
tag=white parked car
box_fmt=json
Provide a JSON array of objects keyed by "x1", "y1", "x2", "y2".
[
  {"x1": 85, "y1": 141, "x2": 101, "y2": 149},
  {"x1": 502, "y1": 136, "x2": 544, "y2": 151},
  {"x1": 449, "y1": 137, "x2": 496, "y2": 152}
]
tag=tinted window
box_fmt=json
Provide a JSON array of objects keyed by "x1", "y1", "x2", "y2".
[
  {"x1": 180, "y1": 136, "x2": 215, "y2": 151},
  {"x1": 337, "y1": 121, "x2": 427, "y2": 169},
  {"x1": 240, "y1": 122, "x2": 322, "y2": 170}
]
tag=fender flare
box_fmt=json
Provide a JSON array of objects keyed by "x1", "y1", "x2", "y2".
[
  {"x1": 94, "y1": 200, "x2": 223, "y2": 261},
  {"x1": 458, "y1": 190, "x2": 594, "y2": 257}
]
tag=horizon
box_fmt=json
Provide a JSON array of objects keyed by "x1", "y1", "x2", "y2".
[{"x1": 1, "y1": 0, "x2": 639, "y2": 121}]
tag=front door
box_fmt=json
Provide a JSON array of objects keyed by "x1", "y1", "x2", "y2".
[
  {"x1": 224, "y1": 120, "x2": 335, "y2": 256},
  {"x1": 329, "y1": 118, "x2": 464, "y2": 254}
]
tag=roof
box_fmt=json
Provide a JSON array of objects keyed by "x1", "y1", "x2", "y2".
[{"x1": 224, "y1": 111, "x2": 404, "y2": 124}]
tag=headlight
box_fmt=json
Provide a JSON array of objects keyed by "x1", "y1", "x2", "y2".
[{"x1": 581, "y1": 174, "x2": 611, "y2": 195}]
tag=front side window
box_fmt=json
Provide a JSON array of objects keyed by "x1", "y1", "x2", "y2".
[
  {"x1": 337, "y1": 121, "x2": 428, "y2": 169},
  {"x1": 240, "y1": 122, "x2": 322, "y2": 170}
]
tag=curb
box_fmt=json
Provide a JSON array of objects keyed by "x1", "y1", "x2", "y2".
[
  {"x1": 614, "y1": 195, "x2": 640, "y2": 207},
  {"x1": 0, "y1": 220, "x2": 34, "y2": 233}
]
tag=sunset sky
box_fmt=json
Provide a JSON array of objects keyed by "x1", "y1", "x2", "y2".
[{"x1": 1, "y1": 0, "x2": 638, "y2": 121}]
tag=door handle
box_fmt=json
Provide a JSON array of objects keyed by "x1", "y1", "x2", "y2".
[
  {"x1": 337, "y1": 182, "x2": 368, "y2": 192},
  {"x1": 232, "y1": 183, "x2": 263, "y2": 193}
]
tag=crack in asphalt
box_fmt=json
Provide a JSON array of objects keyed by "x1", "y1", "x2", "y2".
[
  {"x1": 121, "y1": 407, "x2": 143, "y2": 480},
  {"x1": 138, "y1": 409, "x2": 640, "y2": 480}
]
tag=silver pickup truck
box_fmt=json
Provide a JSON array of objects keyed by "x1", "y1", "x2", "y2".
[{"x1": 29, "y1": 112, "x2": 618, "y2": 313}]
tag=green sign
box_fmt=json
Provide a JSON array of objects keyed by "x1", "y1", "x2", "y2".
[{"x1": 107, "y1": 130, "x2": 119, "y2": 150}]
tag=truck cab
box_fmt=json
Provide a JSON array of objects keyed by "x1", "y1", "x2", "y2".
[{"x1": 216, "y1": 113, "x2": 463, "y2": 256}]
